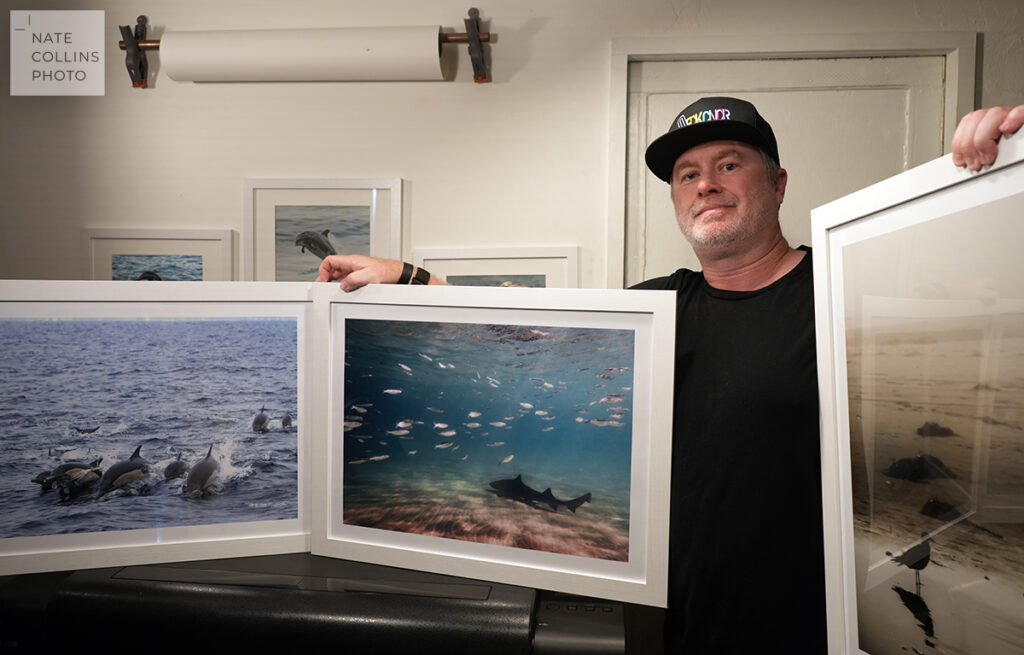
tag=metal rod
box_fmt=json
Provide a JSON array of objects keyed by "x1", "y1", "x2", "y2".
[
  {"x1": 439, "y1": 32, "x2": 490, "y2": 44},
  {"x1": 119, "y1": 39, "x2": 160, "y2": 50},
  {"x1": 119, "y1": 32, "x2": 490, "y2": 51}
]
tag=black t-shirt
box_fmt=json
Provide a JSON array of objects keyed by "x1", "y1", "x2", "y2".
[{"x1": 633, "y1": 247, "x2": 826, "y2": 652}]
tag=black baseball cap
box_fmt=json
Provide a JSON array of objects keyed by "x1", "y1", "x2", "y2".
[{"x1": 644, "y1": 96, "x2": 780, "y2": 182}]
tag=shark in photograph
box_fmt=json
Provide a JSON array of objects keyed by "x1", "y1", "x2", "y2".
[{"x1": 489, "y1": 474, "x2": 592, "y2": 513}]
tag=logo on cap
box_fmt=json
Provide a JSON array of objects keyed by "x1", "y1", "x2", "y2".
[{"x1": 676, "y1": 108, "x2": 733, "y2": 129}]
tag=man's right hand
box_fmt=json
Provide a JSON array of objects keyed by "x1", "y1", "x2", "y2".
[{"x1": 316, "y1": 255, "x2": 405, "y2": 291}]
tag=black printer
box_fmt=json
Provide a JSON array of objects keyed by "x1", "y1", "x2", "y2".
[{"x1": 0, "y1": 554, "x2": 663, "y2": 653}]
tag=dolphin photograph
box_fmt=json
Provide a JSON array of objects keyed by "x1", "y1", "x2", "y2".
[
  {"x1": 339, "y1": 318, "x2": 635, "y2": 561},
  {"x1": 0, "y1": 313, "x2": 300, "y2": 540},
  {"x1": 274, "y1": 204, "x2": 370, "y2": 281}
]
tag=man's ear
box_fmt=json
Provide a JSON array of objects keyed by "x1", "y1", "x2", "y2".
[{"x1": 775, "y1": 167, "x2": 788, "y2": 207}]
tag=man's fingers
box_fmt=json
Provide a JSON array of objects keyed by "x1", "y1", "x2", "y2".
[
  {"x1": 972, "y1": 107, "x2": 1011, "y2": 168},
  {"x1": 952, "y1": 109, "x2": 984, "y2": 170},
  {"x1": 952, "y1": 106, "x2": 1024, "y2": 171},
  {"x1": 999, "y1": 105, "x2": 1024, "y2": 135}
]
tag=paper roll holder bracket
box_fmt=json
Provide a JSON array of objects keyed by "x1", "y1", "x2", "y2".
[{"x1": 117, "y1": 8, "x2": 492, "y2": 87}]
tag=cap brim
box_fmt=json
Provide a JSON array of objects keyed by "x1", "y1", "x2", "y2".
[{"x1": 644, "y1": 122, "x2": 775, "y2": 183}]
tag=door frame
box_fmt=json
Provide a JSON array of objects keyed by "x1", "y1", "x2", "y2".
[{"x1": 604, "y1": 32, "x2": 977, "y2": 288}]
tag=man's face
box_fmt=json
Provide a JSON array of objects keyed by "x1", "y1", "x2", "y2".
[{"x1": 669, "y1": 140, "x2": 787, "y2": 255}]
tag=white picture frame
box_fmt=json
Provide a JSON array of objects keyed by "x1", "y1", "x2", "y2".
[
  {"x1": 812, "y1": 131, "x2": 1024, "y2": 654},
  {"x1": 243, "y1": 178, "x2": 402, "y2": 281},
  {"x1": 309, "y1": 283, "x2": 675, "y2": 606},
  {"x1": 413, "y1": 246, "x2": 580, "y2": 288},
  {"x1": 0, "y1": 281, "x2": 312, "y2": 575},
  {"x1": 82, "y1": 228, "x2": 234, "y2": 281}
]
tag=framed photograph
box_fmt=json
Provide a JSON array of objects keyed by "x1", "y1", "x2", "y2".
[
  {"x1": 0, "y1": 281, "x2": 311, "y2": 575},
  {"x1": 413, "y1": 246, "x2": 580, "y2": 288},
  {"x1": 243, "y1": 178, "x2": 402, "y2": 282},
  {"x1": 812, "y1": 132, "x2": 1024, "y2": 654},
  {"x1": 309, "y1": 283, "x2": 675, "y2": 606},
  {"x1": 82, "y1": 228, "x2": 234, "y2": 281}
]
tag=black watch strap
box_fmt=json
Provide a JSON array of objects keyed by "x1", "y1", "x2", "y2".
[
  {"x1": 397, "y1": 262, "x2": 414, "y2": 284},
  {"x1": 411, "y1": 267, "x2": 431, "y2": 285}
]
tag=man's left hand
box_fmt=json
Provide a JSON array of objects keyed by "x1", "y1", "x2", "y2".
[{"x1": 952, "y1": 105, "x2": 1024, "y2": 171}]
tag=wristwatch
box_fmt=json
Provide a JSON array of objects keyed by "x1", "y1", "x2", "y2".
[{"x1": 411, "y1": 266, "x2": 431, "y2": 285}]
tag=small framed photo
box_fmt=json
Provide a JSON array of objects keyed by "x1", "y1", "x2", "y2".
[
  {"x1": 0, "y1": 281, "x2": 311, "y2": 574},
  {"x1": 413, "y1": 246, "x2": 580, "y2": 288},
  {"x1": 309, "y1": 284, "x2": 675, "y2": 606},
  {"x1": 243, "y1": 178, "x2": 402, "y2": 281},
  {"x1": 812, "y1": 132, "x2": 1024, "y2": 654},
  {"x1": 82, "y1": 228, "x2": 234, "y2": 281}
]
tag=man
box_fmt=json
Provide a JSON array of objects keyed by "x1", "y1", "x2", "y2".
[
  {"x1": 317, "y1": 101, "x2": 1023, "y2": 651},
  {"x1": 635, "y1": 100, "x2": 1022, "y2": 651},
  {"x1": 629, "y1": 97, "x2": 823, "y2": 650}
]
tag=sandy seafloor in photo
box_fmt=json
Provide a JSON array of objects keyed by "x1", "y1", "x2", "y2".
[
  {"x1": 836, "y1": 181, "x2": 1024, "y2": 654},
  {"x1": 0, "y1": 316, "x2": 299, "y2": 539},
  {"x1": 340, "y1": 319, "x2": 635, "y2": 562},
  {"x1": 847, "y1": 319, "x2": 1024, "y2": 654}
]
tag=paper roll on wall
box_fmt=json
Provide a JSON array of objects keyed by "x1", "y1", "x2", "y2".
[{"x1": 160, "y1": 26, "x2": 444, "y2": 82}]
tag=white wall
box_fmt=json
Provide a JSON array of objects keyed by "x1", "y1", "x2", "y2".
[{"x1": 2, "y1": 0, "x2": 1022, "y2": 284}]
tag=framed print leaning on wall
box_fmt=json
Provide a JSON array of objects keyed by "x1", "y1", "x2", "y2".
[
  {"x1": 82, "y1": 228, "x2": 234, "y2": 281},
  {"x1": 243, "y1": 178, "x2": 402, "y2": 282},
  {"x1": 813, "y1": 132, "x2": 1024, "y2": 655},
  {"x1": 309, "y1": 284, "x2": 675, "y2": 606},
  {"x1": 0, "y1": 281, "x2": 311, "y2": 574},
  {"x1": 413, "y1": 246, "x2": 580, "y2": 288}
]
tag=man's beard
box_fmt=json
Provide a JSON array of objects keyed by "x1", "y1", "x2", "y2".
[
  {"x1": 676, "y1": 188, "x2": 778, "y2": 251},
  {"x1": 677, "y1": 200, "x2": 750, "y2": 249}
]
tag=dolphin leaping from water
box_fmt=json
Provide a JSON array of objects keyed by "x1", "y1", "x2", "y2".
[
  {"x1": 32, "y1": 457, "x2": 103, "y2": 492},
  {"x1": 295, "y1": 229, "x2": 336, "y2": 260},
  {"x1": 164, "y1": 452, "x2": 188, "y2": 480},
  {"x1": 489, "y1": 474, "x2": 592, "y2": 513},
  {"x1": 185, "y1": 445, "x2": 220, "y2": 495},
  {"x1": 97, "y1": 445, "x2": 150, "y2": 497},
  {"x1": 252, "y1": 406, "x2": 270, "y2": 433}
]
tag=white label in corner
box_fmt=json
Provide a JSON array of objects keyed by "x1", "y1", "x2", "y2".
[{"x1": 10, "y1": 10, "x2": 105, "y2": 96}]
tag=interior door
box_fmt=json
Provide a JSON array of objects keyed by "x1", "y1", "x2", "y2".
[{"x1": 625, "y1": 56, "x2": 947, "y2": 285}]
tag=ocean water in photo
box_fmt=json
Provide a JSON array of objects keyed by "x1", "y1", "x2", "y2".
[
  {"x1": 111, "y1": 254, "x2": 203, "y2": 281},
  {"x1": 341, "y1": 319, "x2": 635, "y2": 561},
  {"x1": 275, "y1": 205, "x2": 370, "y2": 281},
  {"x1": 445, "y1": 274, "x2": 547, "y2": 288},
  {"x1": 0, "y1": 317, "x2": 299, "y2": 539}
]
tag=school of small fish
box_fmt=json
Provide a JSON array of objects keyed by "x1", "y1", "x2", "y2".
[{"x1": 341, "y1": 329, "x2": 634, "y2": 472}]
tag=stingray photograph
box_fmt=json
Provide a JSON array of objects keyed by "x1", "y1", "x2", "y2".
[
  {"x1": 275, "y1": 204, "x2": 370, "y2": 281},
  {"x1": 840, "y1": 195, "x2": 1024, "y2": 655},
  {"x1": 339, "y1": 317, "x2": 635, "y2": 561},
  {"x1": 0, "y1": 313, "x2": 300, "y2": 541}
]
